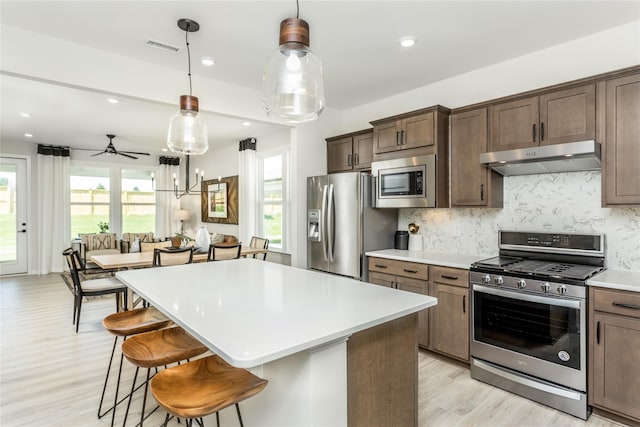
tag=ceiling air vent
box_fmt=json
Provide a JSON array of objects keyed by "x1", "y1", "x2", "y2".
[{"x1": 145, "y1": 39, "x2": 180, "y2": 53}]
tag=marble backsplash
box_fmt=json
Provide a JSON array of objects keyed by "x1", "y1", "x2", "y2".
[{"x1": 401, "y1": 171, "x2": 640, "y2": 271}]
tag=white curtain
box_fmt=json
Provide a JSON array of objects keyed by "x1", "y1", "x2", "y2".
[
  {"x1": 238, "y1": 138, "x2": 257, "y2": 244},
  {"x1": 37, "y1": 147, "x2": 70, "y2": 274},
  {"x1": 155, "y1": 161, "x2": 180, "y2": 239}
]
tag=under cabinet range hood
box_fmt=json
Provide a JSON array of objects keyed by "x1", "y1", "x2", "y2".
[{"x1": 480, "y1": 140, "x2": 601, "y2": 176}]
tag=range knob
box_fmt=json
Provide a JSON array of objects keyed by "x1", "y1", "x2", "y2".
[
  {"x1": 483, "y1": 274, "x2": 491, "y2": 284},
  {"x1": 557, "y1": 285, "x2": 567, "y2": 295},
  {"x1": 541, "y1": 282, "x2": 550, "y2": 292},
  {"x1": 517, "y1": 279, "x2": 527, "y2": 289},
  {"x1": 495, "y1": 276, "x2": 504, "y2": 286}
]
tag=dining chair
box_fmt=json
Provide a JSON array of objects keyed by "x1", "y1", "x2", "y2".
[
  {"x1": 249, "y1": 236, "x2": 269, "y2": 260},
  {"x1": 62, "y1": 248, "x2": 128, "y2": 333},
  {"x1": 152, "y1": 247, "x2": 194, "y2": 267},
  {"x1": 207, "y1": 243, "x2": 242, "y2": 261},
  {"x1": 151, "y1": 354, "x2": 268, "y2": 427}
]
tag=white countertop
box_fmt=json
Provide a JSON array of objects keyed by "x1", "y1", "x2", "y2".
[
  {"x1": 587, "y1": 269, "x2": 640, "y2": 293},
  {"x1": 116, "y1": 259, "x2": 437, "y2": 368},
  {"x1": 366, "y1": 249, "x2": 481, "y2": 270}
]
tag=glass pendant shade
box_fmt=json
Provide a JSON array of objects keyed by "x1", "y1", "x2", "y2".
[
  {"x1": 167, "y1": 95, "x2": 209, "y2": 155},
  {"x1": 262, "y1": 18, "x2": 325, "y2": 123}
]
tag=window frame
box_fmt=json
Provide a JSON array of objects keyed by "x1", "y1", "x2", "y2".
[{"x1": 256, "y1": 149, "x2": 289, "y2": 253}]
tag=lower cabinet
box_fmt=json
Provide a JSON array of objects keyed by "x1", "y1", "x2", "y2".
[
  {"x1": 429, "y1": 266, "x2": 470, "y2": 362},
  {"x1": 589, "y1": 287, "x2": 640, "y2": 423},
  {"x1": 368, "y1": 257, "x2": 470, "y2": 362}
]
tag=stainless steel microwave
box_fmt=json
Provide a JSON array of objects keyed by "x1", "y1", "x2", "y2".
[{"x1": 372, "y1": 155, "x2": 436, "y2": 208}]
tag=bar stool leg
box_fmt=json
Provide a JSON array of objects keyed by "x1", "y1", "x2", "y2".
[
  {"x1": 98, "y1": 336, "x2": 119, "y2": 418},
  {"x1": 110, "y1": 351, "x2": 126, "y2": 427},
  {"x1": 122, "y1": 366, "x2": 139, "y2": 427},
  {"x1": 235, "y1": 403, "x2": 244, "y2": 427}
]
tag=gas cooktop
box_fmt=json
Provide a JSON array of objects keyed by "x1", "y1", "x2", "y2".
[{"x1": 473, "y1": 256, "x2": 603, "y2": 281}]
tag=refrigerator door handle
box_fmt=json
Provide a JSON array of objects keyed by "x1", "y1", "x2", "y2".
[
  {"x1": 327, "y1": 184, "x2": 335, "y2": 262},
  {"x1": 321, "y1": 184, "x2": 329, "y2": 261}
]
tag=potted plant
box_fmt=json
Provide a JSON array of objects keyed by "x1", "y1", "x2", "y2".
[{"x1": 98, "y1": 221, "x2": 109, "y2": 233}]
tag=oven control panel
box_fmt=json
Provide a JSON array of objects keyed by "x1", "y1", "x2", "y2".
[
  {"x1": 470, "y1": 272, "x2": 586, "y2": 299},
  {"x1": 499, "y1": 231, "x2": 604, "y2": 256}
]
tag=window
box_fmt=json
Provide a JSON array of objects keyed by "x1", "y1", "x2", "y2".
[
  {"x1": 70, "y1": 166, "x2": 110, "y2": 237},
  {"x1": 258, "y1": 151, "x2": 288, "y2": 252},
  {"x1": 70, "y1": 164, "x2": 156, "y2": 239},
  {"x1": 121, "y1": 169, "x2": 155, "y2": 233}
]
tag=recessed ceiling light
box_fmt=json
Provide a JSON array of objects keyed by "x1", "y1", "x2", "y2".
[
  {"x1": 201, "y1": 57, "x2": 215, "y2": 66},
  {"x1": 107, "y1": 98, "x2": 120, "y2": 104},
  {"x1": 398, "y1": 36, "x2": 417, "y2": 48},
  {"x1": 162, "y1": 148, "x2": 169, "y2": 152},
  {"x1": 24, "y1": 133, "x2": 33, "y2": 138},
  {"x1": 19, "y1": 112, "x2": 32, "y2": 118},
  {"x1": 242, "y1": 121, "x2": 251, "y2": 126}
]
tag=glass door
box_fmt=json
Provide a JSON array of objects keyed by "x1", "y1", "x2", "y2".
[{"x1": 0, "y1": 157, "x2": 28, "y2": 275}]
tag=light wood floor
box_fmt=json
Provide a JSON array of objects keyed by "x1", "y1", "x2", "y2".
[{"x1": 0, "y1": 274, "x2": 626, "y2": 427}]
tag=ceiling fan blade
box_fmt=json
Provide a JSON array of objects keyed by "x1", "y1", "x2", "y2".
[
  {"x1": 118, "y1": 152, "x2": 138, "y2": 160},
  {"x1": 90, "y1": 152, "x2": 105, "y2": 157},
  {"x1": 120, "y1": 151, "x2": 150, "y2": 156}
]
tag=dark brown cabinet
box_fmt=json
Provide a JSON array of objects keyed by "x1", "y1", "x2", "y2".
[
  {"x1": 428, "y1": 266, "x2": 470, "y2": 362},
  {"x1": 326, "y1": 129, "x2": 373, "y2": 173},
  {"x1": 603, "y1": 73, "x2": 640, "y2": 206},
  {"x1": 370, "y1": 106, "x2": 450, "y2": 159},
  {"x1": 488, "y1": 84, "x2": 596, "y2": 151},
  {"x1": 368, "y1": 258, "x2": 429, "y2": 348},
  {"x1": 450, "y1": 108, "x2": 503, "y2": 207},
  {"x1": 589, "y1": 287, "x2": 640, "y2": 423}
]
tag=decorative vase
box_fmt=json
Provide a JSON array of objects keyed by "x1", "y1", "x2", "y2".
[
  {"x1": 130, "y1": 237, "x2": 141, "y2": 253},
  {"x1": 195, "y1": 225, "x2": 211, "y2": 251}
]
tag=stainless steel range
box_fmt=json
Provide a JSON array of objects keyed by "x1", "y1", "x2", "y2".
[{"x1": 470, "y1": 231, "x2": 605, "y2": 420}]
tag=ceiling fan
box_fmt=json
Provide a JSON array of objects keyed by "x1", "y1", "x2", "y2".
[{"x1": 84, "y1": 134, "x2": 151, "y2": 160}]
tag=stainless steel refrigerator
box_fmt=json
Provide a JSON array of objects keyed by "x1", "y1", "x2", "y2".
[{"x1": 307, "y1": 172, "x2": 397, "y2": 281}]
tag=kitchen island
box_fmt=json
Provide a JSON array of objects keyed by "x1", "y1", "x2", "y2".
[{"x1": 116, "y1": 258, "x2": 437, "y2": 426}]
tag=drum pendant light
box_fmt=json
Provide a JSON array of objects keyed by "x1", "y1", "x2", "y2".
[
  {"x1": 262, "y1": 2, "x2": 325, "y2": 123},
  {"x1": 167, "y1": 18, "x2": 209, "y2": 155}
]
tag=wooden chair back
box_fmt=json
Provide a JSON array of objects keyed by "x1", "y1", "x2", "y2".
[
  {"x1": 249, "y1": 236, "x2": 269, "y2": 260},
  {"x1": 153, "y1": 247, "x2": 194, "y2": 267},
  {"x1": 207, "y1": 243, "x2": 242, "y2": 261},
  {"x1": 63, "y1": 247, "x2": 83, "y2": 292}
]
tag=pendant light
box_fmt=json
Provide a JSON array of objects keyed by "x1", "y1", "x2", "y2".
[
  {"x1": 262, "y1": 1, "x2": 325, "y2": 123},
  {"x1": 167, "y1": 18, "x2": 209, "y2": 155}
]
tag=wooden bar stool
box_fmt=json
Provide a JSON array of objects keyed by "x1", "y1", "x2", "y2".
[
  {"x1": 151, "y1": 355, "x2": 268, "y2": 427},
  {"x1": 100, "y1": 307, "x2": 173, "y2": 427},
  {"x1": 121, "y1": 326, "x2": 209, "y2": 427}
]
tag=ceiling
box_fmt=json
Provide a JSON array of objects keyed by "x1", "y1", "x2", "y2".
[{"x1": 1, "y1": 1, "x2": 639, "y2": 156}]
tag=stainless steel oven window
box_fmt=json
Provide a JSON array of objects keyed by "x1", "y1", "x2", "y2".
[{"x1": 473, "y1": 285, "x2": 582, "y2": 370}]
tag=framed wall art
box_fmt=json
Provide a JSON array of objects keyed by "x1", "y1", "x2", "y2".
[{"x1": 201, "y1": 175, "x2": 238, "y2": 224}]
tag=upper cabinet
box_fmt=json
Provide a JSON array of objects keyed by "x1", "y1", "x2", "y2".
[
  {"x1": 326, "y1": 129, "x2": 373, "y2": 174},
  {"x1": 370, "y1": 106, "x2": 450, "y2": 159},
  {"x1": 488, "y1": 84, "x2": 596, "y2": 151},
  {"x1": 450, "y1": 108, "x2": 503, "y2": 207},
  {"x1": 603, "y1": 72, "x2": 640, "y2": 206}
]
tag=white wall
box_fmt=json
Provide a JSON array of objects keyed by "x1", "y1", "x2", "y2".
[{"x1": 336, "y1": 20, "x2": 640, "y2": 272}]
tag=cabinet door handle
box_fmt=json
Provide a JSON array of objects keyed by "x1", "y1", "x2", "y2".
[
  {"x1": 375, "y1": 264, "x2": 388, "y2": 269},
  {"x1": 612, "y1": 302, "x2": 640, "y2": 310},
  {"x1": 396, "y1": 131, "x2": 400, "y2": 145},
  {"x1": 596, "y1": 321, "x2": 600, "y2": 345},
  {"x1": 347, "y1": 154, "x2": 352, "y2": 167},
  {"x1": 463, "y1": 295, "x2": 466, "y2": 313},
  {"x1": 540, "y1": 122, "x2": 545, "y2": 141},
  {"x1": 532, "y1": 123, "x2": 537, "y2": 142},
  {"x1": 354, "y1": 153, "x2": 359, "y2": 165},
  {"x1": 401, "y1": 130, "x2": 405, "y2": 145},
  {"x1": 441, "y1": 275, "x2": 459, "y2": 280},
  {"x1": 480, "y1": 184, "x2": 484, "y2": 201},
  {"x1": 403, "y1": 269, "x2": 418, "y2": 274},
  {"x1": 393, "y1": 281, "x2": 399, "y2": 289}
]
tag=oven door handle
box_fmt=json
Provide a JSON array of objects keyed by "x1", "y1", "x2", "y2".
[{"x1": 472, "y1": 284, "x2": 582, "y2": 310}]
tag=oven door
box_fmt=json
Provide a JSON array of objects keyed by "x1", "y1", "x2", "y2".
[{"x1": 471, "y1": 284, "x2": 586, "y2": 391}]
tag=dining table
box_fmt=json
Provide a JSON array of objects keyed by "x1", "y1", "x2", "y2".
[
  {"x1": 115, "y1": 258, "x2": 437, "y2": 426},
  {"x1": 90, "y1": 246, "x2": 268, "y2": 270}
]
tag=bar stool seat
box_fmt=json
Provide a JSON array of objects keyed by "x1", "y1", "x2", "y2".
[
  {"x1": 151, "y1": 355, "x2": 268, "y2": 426},
  {"x1": 99, "y1": 307, "x2": 173, "y2": 426},
  {"x1": 120, "y1": 326, "x2": 209, "y2": 427}
]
